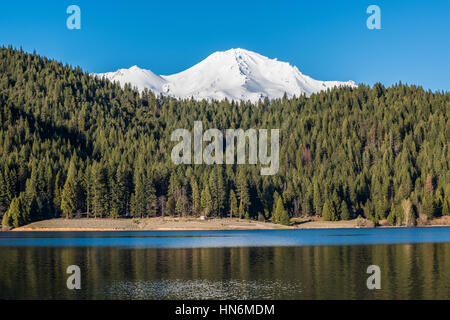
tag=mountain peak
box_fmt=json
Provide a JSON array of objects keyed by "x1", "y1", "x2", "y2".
[
  {"x1": 96, "y1": 48, "x2": 357, "y2": 102},
  {"x1": 223, "y1": 48, "x2": 261, "y2": 57},
  {"x1": 208, "y1": 48, "x2": 273, "y2": 65},
  {"x1": 210, "y1": 48, "x2": 257, "y2": 57}
]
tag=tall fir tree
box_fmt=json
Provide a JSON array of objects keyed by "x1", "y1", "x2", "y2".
[
  {"x1": 61, "y1": 175, "x2": 77, "y2": 219},
  {"x1": 229, "y1": 189, "x2": 237, "y2": 219}
]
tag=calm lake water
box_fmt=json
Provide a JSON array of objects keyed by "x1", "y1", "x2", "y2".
[{"x1": 0, "y1": 227, "x2": 449, "y2": 299}]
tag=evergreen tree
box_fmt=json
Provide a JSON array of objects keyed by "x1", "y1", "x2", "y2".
[
  {"x1": 322, "y1": 201, "x2": 332, "y2": 221},
  {"x1": 91, "y1": 163, "x2": 109, "y2": 218},
  {"x1": 387, "y1": 203, "x2": 396, "y2": 225},
  {"x1": 422, "y1": 193, "x2": 435, "y2": 219},
  {"x1": 271, "y1": 191, "x2": 280, "y2": 222},
  {"x1": 175, "y1": 187, "x2": 188, "y2": 216},
  {"x1": 394, "y1": 203, "x2": 404, "y2": 225},
  {"x1": 238, "y1": 201, "x2": 244, "y2": 220},
  {"x1": 340, "y1": 200, "x2": 350, "y2": 220},
  {"x1": 435, "y1": 189, "x2": 443, "y2": 217},
  {"x1": 1, "y1": 208, "x2": 11, "y2": 227},
  {"x1": 443, "y1": 185, "x2": 450, "y2": 216},
  {"x1": 229, "y1": 189, "x2": 237, "y2": 218},
  {"x1": 442, "y1": 196, "x2": 450, "y2": 216},
  {"x1": 145, "y1": 171, "x2": 158, "y2": 217},
  {"x1": 53, "y1": 172, "x2": 63, "y2": 217},
  {"x1": 190, "y1": 178, "x2": 200, "y2": 216},
  {"x1": 330, "y1": 191, "x2": 340, "y2": 221},
  {"x1": 215, "y1": 167, "x2": 226, "y2": 216},
  {"x1": 275, "y1": 197, "x2": 290, "y2": 226},
  {"x1": 5, "y1": 195, "x2": 25, "y2": 228},
  {"x1": 131, "y1": 160, "x2": 158, "y2": 218},
  {"x1": 236, "y1": 170, "x2": 250, "y2": 217},
  {"x1": 110, "y1": 166, "x2": 125, "y2": 218},
  {"x1": 313, "y1": 182, "x2": 323, "y2": 216},
  {"x1": 0, "y1": 47, "x2": 449, "y2": 227},
  {"x1": 208, "y1": 170, "x2": 218, "y2": 215},
  {"x1": 0, "y1": 169, "x2": 10, "y2": 215},
  {"x1": 200, "y1": 187, "x2": 212, "y2": 217},
  {"x1": 166, "y1": 196, "x2": 175, "y2": 216},
  {"x1": 61, "y1": 175, "x2": 77, "y2": 219}
]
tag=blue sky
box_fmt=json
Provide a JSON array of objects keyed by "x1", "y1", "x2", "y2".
[{"x1": 1, "y1": 0, "x2": 449, "y2": 91}]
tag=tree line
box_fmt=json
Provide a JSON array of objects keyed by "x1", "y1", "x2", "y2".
[{"x1": 0, "y1": 46, "x2": 449, "y2": 228}]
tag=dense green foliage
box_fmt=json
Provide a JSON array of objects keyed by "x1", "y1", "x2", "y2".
[{"x1": 0, "y1": 47, "x2": 449, "y2": 227}]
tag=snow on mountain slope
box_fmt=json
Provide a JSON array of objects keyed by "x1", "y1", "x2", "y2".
[
  {"x1": 98, "y1": 65, "x2": 167, "y2": 93},
  {"x1": 96, "y1": 48, "x2": 356, "y2": 102}
]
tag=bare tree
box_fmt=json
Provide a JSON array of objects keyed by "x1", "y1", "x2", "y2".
[{"x1": 402, "y1": 198, "x2": 416, "y2": 227}]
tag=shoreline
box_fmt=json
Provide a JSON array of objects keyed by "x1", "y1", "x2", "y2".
[
  {"x1": 6, "y1": 216, "x2": 450, "y2": 232},
  {"x1": 9, "y1": 217, "x2": 293, "y2": 232}
]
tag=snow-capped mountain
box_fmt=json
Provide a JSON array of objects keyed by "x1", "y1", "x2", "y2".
[{"x1": 96, "y1": 48, "x2": 356, "y2": 102}]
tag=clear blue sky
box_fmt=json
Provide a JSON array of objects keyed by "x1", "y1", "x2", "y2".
[{"x1": 1, "y1": 0, "x2": 449, "y2": 91}]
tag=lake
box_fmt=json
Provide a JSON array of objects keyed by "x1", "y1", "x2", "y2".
[{"x1": 0, "y1": 227, "x2": 449, "y2": 299}]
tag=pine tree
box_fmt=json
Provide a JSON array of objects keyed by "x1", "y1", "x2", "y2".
[
  {"x1": 61, "y1": 175, "x2": 77, "y2": 219},
  {"x1": 442, "y1": 197, "x2": 450, "y2": 216},
  {"x1": 168, "y1": 173, "x2": 180, "y2": 201},
  {"x1": 190, "y1": 178, "x2": 200, "y2": 216},
  {"x1": 131, "y1": 165, "x2": 146, "y2": 218},
  {"x1": 158, "y1": 195, "x2": 167, "y2": 217},
  {"x1": 229, "y1": 189, "x2": 237, "y2": 218},
  {"x1": 208, "y1": 171, "x2": 218, "y2": 216},
  {"x1": 1, "y1": 210, "x2": 11, "y2": 227},
  {"x1": 271, "y1": 191, "x2": 280, "y2": 222},
  {"x1": 422, "y1": 193, "x2": 435, "y2": 219},
  {"x1": 435, "y1": 189, "x2": 443, "y2": 217},
  {"x1": 175, "y1": 187, "x2": 188, "y2": 216},
  {"x1": 443, "y1": 184, "x2": 450, "y2": 216},
  {"x1": 275, "y1": 197, "x2": 290, "y2": 226},
  {"x1": 236, "y1": 169, "x2": 250, "y2": 217},
  {"x1": 24, "y1": 162, "x2": 38, "y2": 210},
  {"x1": 5, "y1": 196, "x2": 24, "y2": 228},
  {"x1": 215, "y1": 168, "x2": 226, "y2": 216},
  {"x1": 175, "y1": 197, "x2": 183, "y2": 216},
  {"x1": 110, "y1": 166, "x2": 125, "y2": 218},
  {"x1": 238, "y1": 201, "x2": 244, "y2": 220},
  {"x1": 200, "y1": 187, "x2": 212, "y2": 217},
  {"x1": 340, "y1": 200, "x2": 350, "y2": 220},
  {"x1": 53, "y1": 172, "x2": 63, "y2": 217},
  {"x1": 0, "y1": 169, "x2": 9, "y2": 215},
  {"x1": 91, "y1": 163, "x2": 109, "y2": 218},
  {"x1": 387, "y1": 203, "x2": 396, "y2": 225},
  {"x1": 330, "y1": 191, "x2": 340, "y2": 221},
  {"x1": 166, "y1": 196, "x2": 175, "y2": 216},
  {"x1": 27, "y1": 196, "x2": 38, "y2": 223},
  {"x1": 394, "y1": 203, "x2": 404, "y2": 225},
  {"x1": 322, "y1": 201, "x2": 332, "y2": 221},
  {"x1": 145, "y1": 170, "x2": 158, "y2": 217}
]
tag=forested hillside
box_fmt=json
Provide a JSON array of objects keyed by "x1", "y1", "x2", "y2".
[{"x1": 0, "y1": 46, "x2": 449, "y2": 228}]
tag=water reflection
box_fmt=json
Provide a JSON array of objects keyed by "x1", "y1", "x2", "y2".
[
  {"x1": 0, "y1": 243, "x2": 449, "y2": 299},
  {"x1": 106, "y1": 279, "x2": 304, "y2": 300}
]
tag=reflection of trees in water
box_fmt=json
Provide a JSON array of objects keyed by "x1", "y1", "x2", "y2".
[{"x1": 0, "y1": 243, "x2": 449, "y2": 299}]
